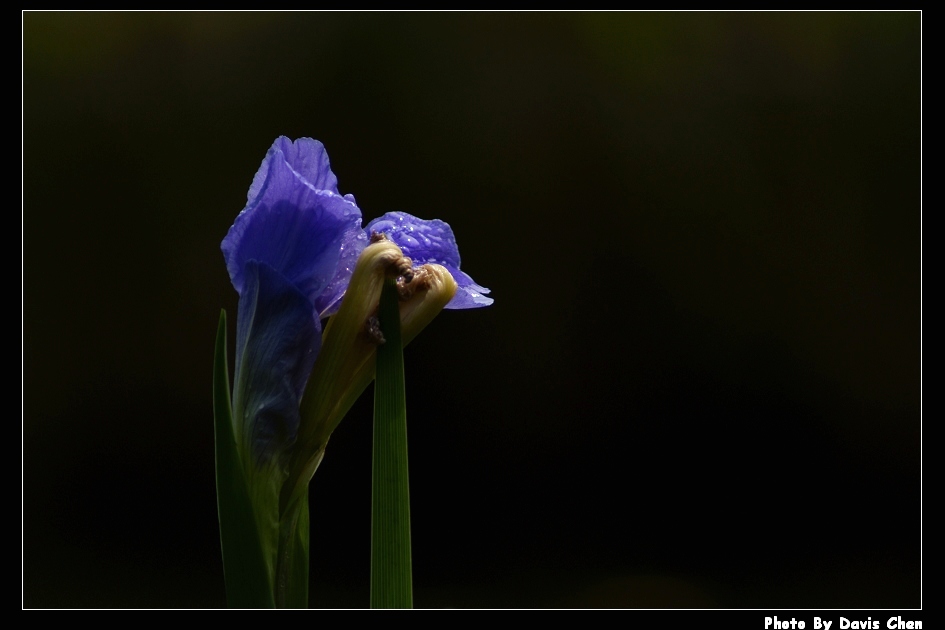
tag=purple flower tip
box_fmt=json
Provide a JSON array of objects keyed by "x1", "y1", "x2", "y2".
[{"x1": 222, "y1": 136, "x2": 367, "y2": 319}]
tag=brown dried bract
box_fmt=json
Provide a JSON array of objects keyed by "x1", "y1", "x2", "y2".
[
  {"x1": 382, "y1": 254, "x2": 413, "y2": 283},
  {"x1": 363, "y1": 315, "x2": 385, "y2": 345},
  {"x1": 397, "y1": 264, "x2": 436, "y2": 301}
]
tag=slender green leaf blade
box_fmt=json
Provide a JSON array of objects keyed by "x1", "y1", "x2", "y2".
[
  {"x1": 213, "y1": 310, "x2": 275, "y2": 608},
  {"x1": 370, "y1": 278, "x2": 413, "y2": 609}
]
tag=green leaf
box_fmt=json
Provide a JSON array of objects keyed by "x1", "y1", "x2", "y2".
[
  {"x1": 213, "y1": 310, "x2": 275, "y2": 608},
  {"x1": 370, "y1": 278, "x2": 413, "y2": 609}
]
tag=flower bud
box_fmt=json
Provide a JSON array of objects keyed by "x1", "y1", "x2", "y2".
[{"x1": 282, "y1": 241, "x2": 457, "y2": 510}]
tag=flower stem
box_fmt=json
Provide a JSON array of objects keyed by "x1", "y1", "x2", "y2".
[
  {"x1": 370, "y1": 277, "x2": 413, "y2": 609},
  {"x1": 213, "y1": 310, "x2": 275, "y2": 608}
]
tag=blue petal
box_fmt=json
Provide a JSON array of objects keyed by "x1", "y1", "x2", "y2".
[
  {"x1": 233, "y1": 261, "x2": 321, "y2": 463},
  {"x1": 365, "y1": 211, "x2": 493, "y2": 309},
  {"x1": 314, "y1": 225, "x2": 369, "y2": 318},
  {"x1": 223, "y1": 139, "x2": 363, "y2": 310},
  {"x1": 247, "y1": 137, "x2": 340, "y2": 201}
]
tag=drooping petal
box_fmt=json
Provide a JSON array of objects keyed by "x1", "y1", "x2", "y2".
[
  {"x1": 365, "y1": 211, "x2": 493, "y2": 309},
  {"x1": 223, "y1": 137, "x2": 364, "y2": 310},
  {"x1": 233, "y1": 260, "x2": 321, "y2": 464}
]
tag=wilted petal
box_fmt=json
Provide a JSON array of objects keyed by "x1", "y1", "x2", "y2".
[{"x1": 365, "y1": 211, "x2": 493, "y2": 309}]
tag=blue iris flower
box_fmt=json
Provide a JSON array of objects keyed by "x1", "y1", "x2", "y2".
[
  {"x1": 221, "y1": 136, "x2": 491, "y2": 470},
  {"x1": 218, "y1": 136, "x2": 491, "y2": 606}
]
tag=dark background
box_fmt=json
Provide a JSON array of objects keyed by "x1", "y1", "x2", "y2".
[{"x1": 23, "y1": 12, "x2": 921, "y2": 608}]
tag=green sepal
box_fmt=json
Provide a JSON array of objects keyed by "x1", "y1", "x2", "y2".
[
  {"x1": 370, "y1": 278, "x2": 413, "y2": 609},
  {"x1": 213, "y1": 310, "x2": 275, "y2": 608}
]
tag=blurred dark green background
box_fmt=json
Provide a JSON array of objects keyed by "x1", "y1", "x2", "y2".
[{"x1": 23, "y1": 12, "x2": 920, "y2": 608}]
